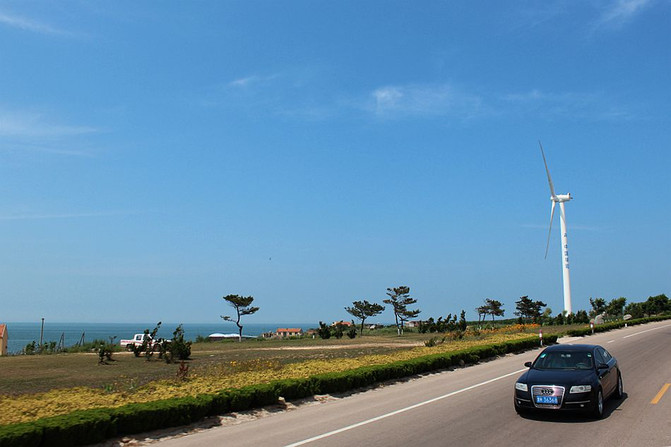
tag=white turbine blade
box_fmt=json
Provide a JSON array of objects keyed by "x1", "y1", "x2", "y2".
[
  {"x1": 539, "y1": 141, "x2": 556, "y2": 198},
  {"x1": 545, "y1": 201, "x2": 556, "y2": 259}
]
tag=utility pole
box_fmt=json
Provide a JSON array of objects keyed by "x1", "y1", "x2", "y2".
[{"x1": 39, "y1": 317, "x2": 45, "y2": 349}]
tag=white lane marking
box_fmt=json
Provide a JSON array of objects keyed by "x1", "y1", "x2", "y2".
[
  {"x1": 284, "y1": 368, "x2": 527, "y2": 447},
  {"x1": 608, "y1": 340, "x2": 615, "y2": 343},
  {"x1": 623, "y1": 324, "x2": 671, "y2": 339}
]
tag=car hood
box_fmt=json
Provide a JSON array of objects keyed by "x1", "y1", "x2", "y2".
[{"x1": 519, "y1": 368, "x2": 595, "y2": 386}]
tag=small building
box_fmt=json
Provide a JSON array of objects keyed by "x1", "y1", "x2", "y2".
[
  {"x1": 207, "y1": 333, "x2": 243, "y2": 341},
  {"x1": 0, "y1": 324, "x2": 7, "y2": 356},
  {"x1": 593, "y1": 314, "x2": 605, "y2": 325},
  {"x1": 331, "y1": 321, "x2": 353, "y2": 327},
  {"x1": 276, "y1": 328, "x2": 304, "y2": 338}
]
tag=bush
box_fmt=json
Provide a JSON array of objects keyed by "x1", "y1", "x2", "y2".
[
  {"x1": 162, "y1": 324, "x2": 192, "y2": 363},
  {"x1": 424, "y1": 336, "x2": 445, "y2": 347},
  {"x1": 23, "y1": 341, "x2": 36, "y2": 355},
  {"x1": 195, "y1": 335, "x2": 210, "y2": 343},
  {"x1": 317, "y1": 321, "x2": 331, "y2": 339},
  {"x1": 97, "y1": 341, "x2": 115, "y2": 365},
  {"x1": 66, "y1": 339, "x2": 120, "y2": 354}
]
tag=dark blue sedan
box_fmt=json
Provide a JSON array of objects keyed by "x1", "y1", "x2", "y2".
[{"x1": 514, "y1": 344, "x2": 623, "y2": 418}]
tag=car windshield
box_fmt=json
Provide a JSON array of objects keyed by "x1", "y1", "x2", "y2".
[{"x1": 533, "y1": 351, "x2": 594, "y2": 370}]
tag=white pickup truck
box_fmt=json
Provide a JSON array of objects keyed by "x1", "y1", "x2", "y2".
[{"x1": 119, "y1": 333, "x2": 160, "y2": 350}]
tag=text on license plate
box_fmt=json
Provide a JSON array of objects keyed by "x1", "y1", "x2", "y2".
[{"x1": 535, "y1": 395, "x2": 558, "y2": 405}]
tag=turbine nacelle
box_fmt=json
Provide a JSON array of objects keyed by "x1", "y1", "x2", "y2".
[{"x1": 551, "y1": 193, "x2": 572, "y2": 203}]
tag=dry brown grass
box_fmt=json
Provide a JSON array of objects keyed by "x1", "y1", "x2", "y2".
[{"x1": 0, "y1": 335, "x2": 420, "y2": 396}]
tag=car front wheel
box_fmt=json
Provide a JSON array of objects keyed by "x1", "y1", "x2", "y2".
[
  {"x1": 591, "y1": 389, "x2": 604, "y2": 419},
  {"x1": 615, "y1": 373, "x2": 624, "y2": 399}
]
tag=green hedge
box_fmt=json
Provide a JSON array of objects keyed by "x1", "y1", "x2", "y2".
[
  {"x1": 0, "y1": 331, "x2": 594, "y2": 447},
  {"x1": 563, "y1": 314, "x2": 670, "y2": 337}
]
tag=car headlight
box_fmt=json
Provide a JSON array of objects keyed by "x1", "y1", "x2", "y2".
[
  {"x1": 515, "y1": 382, "x2": 528, "y2": 392},
  {"x1": 569, "y1": 385, "x2": 592, "y2": 394}
]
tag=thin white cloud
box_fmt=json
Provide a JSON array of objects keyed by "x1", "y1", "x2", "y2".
[
  {"x1": 510, "y1": 3, "x2": 570, "y2": 31},
  {"x1": 206, "y1": 71, "x2": 338, "y2": 120},
  {"x1": 595, "y1": 0, "x2": 654, "y2": 28},
  {"x1": 504, "y1": 89, "x2": 547, "y2": 103},
  {"x1": 210, "y1": 73, "x2": 634, "y2": 124},
  {"x1": 227, "y1": 74, "x2": 280, "y2": 89},
  {"x1": 0, "y1": 210, "x2": 138, "y2": 221},
  {"x1": 228, "y1": 76, "x2": 259, "y2": 88},
  {"x1": 0, "y1": 107, "x2": 101, "y2": 157},
  {"x1": 0, "y1": 111, "x2": 98, "y2": 138},
  {"x1": 502, "y1": 89, "x2": 632, "y2": 121},
  {"x1": 3, "y1": 142, "x2": 96, "y2": 157},
  {"x1": 373, "y1": 87, "x2": 403, "y2": 110},
  {"x1": 0, "y1": 11, "x2": 71, "y2": 36},
  {"x1": 368, "y1": 83, "x2": 484, "y2": 118}
]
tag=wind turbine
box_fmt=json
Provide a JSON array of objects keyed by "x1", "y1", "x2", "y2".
[{"x1": 540, "y1": 141, "x2": 573, "y2": 315}]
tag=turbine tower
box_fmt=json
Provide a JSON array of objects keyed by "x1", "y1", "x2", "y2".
[{"x1": 540, "y1": 141, "x2": 573, "y2": 315}]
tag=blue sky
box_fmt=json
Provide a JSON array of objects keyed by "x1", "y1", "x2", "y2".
[{"x1": 0, "y1": 1, "x2": 669, "y2": 325}]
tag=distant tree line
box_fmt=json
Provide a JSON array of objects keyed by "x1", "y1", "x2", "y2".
[
  {"x1": 316, "y1": 321, "x2": 358, "y2": 339},
  {"x1": 217, "y1": 290, "x2": 669, "y2": 344},
  {"x1": 418, "y1": 311, "x2": 467, "y2": 334},
  {"x1": 509, "y1": 293, "x2": 670, "y2": 326}
]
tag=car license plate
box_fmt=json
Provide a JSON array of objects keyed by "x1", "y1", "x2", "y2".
[{"x1": 535, "y1": 395, "x2": 558, "y2": 405}]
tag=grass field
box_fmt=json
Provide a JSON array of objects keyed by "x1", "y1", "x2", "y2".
[
  {"x1": 0, "y1": 323, "x2": 578, "y2": 426},
  {"x1": 0, "y1": 334, "x2": 423, "y2": 396}
]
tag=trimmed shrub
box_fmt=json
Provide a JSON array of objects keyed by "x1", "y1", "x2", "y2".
[
  {"x1": 271, "y1": 379, "x2": 313, "y2": 400},
  {"x1": 36, "y1": 409, "x2": 116, "y2": 446},
  {"x1": 110, "y1": 397, "x2": 206, "y2": 435},
  {"x1": 0, "y1": 422, "x2": 42, "y2": 447},
  {"x1": 208, "y1": 390, "x2": 233, "y2": 415}
]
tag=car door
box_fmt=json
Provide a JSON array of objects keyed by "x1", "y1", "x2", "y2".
[{"x1": 595, "y1": 347, "x2": 616, "y2": 396}]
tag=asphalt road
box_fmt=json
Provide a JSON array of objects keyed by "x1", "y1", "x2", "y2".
[{"x1": 156, "y1": 321, "x2": 671, "y2": 447}]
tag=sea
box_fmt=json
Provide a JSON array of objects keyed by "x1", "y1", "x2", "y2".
[{"x1": 2, "y1": 322, "x2": 315, "y2": 354}]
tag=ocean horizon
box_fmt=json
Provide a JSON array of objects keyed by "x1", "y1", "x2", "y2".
[{"x1": 2, "y1": 321, "x2": 317, "y2": 354}]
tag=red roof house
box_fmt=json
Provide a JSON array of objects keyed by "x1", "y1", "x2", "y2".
[
  {"x1": 0, "y1": 324, "x2": 7, "y2": 356},
  {"x1": 276, "y1": 328, "x2": 304, "y2": 338}
]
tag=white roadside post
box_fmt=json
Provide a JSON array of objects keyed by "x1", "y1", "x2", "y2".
[{"x1": 539, "y1": 329, "x2": 543, "y2": 347}]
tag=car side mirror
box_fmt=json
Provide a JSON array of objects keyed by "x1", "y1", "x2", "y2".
[
  {"x1": 524, "y1": 361, "x2": 532, "y2": 368},
  {"x1": 597, "y1": 363, "x2": 609, "y2": 370}
]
